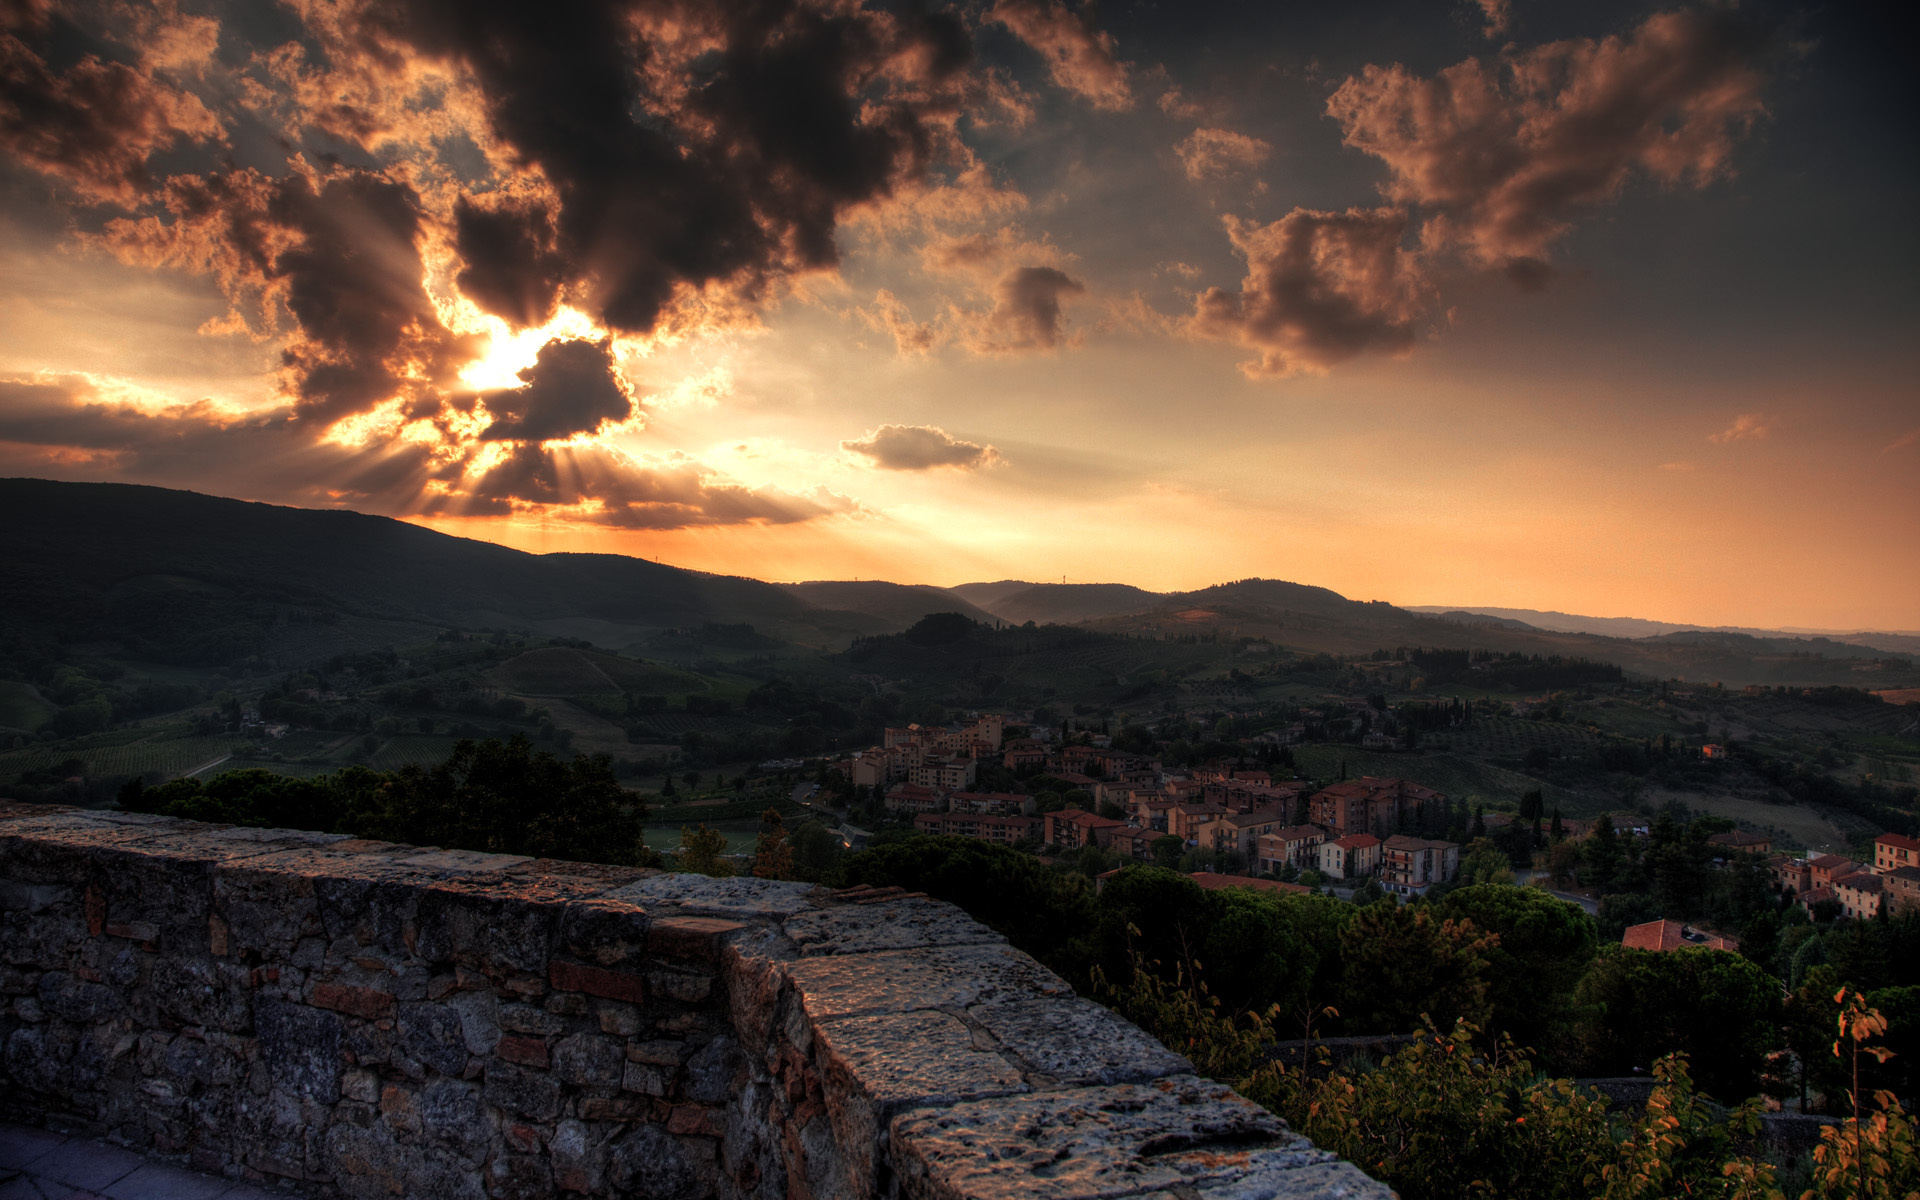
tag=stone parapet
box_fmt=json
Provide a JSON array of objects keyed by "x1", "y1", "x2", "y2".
[{"x1": 0, "y1": 802, "x2": 1391, "y2": 1198}]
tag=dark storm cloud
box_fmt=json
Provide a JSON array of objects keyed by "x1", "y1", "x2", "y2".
[
  {"x1": 479, "y1": 339, "x2": 632, "y2": 443},
  {"x1": 350, "y1": 0, "x2": 974, "y2": 334},
  {"x1": 842, "y1": 423, "x2": 1000, "y2": 470},
  {"x1": 452, "y1": 195, "x2": 568, "y2": 329},
  {"x1": 0, "y1": 374, "x2": 844, "y2": 531},
  {"x1": 0, "y1": 0, "x2": 999, "y2": 530},
  {"x1": 1189, "y1": 209, "x2": 1425, "y2": 377},
  {"x1": 974, "y1": 264, "x2": 1084, "y2": 351},
  {"x1": 459, "y1": 440, "x2": 850, "y2": 529},
  {"x1": 987, "y1": 0, "x2": 1130, "y2": 111},
  {"x1": 0, "y1": 4, "x2": 221, "y2": 203},
  {"x1": 1328, "y1": 7, "x2": 1772, "y2": 271}
]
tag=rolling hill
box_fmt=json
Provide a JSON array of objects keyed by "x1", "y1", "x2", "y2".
[{"x1": 3, "y1": 479, "x2": 1913, "y2": 689}]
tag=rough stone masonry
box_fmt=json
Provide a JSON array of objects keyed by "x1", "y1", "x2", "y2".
[{"x1": 0, "y1": 801, "x2": 1392, "y2": 1199}]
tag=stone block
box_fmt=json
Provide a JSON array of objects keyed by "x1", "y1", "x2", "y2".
[
  {"x1": 551, "y1": 1033, "x2": 624, "y2": 1088},
  {"x1": 785, "y1": 897, "x2": 1006, "y2": 957},
  {"x1": 484, "y1": 1061, "x2": 562, "y2": 1122},
  {"x1": 890, "y1": 1076, "x2": 1345, "y2": 1200},
  {"x1": 785, "y1": 943, "x2": 1072, "y2": 1021},
  {"x1": 816, "y1": 1011, "x2": 1027, "y2": 1111},
  {"x1": 557, "y1": 898, "x2": 649, "y2": 966},
  {"x1": 397, "y1": 1001, "x2": 471, "y2": 1077},
  {"x1": 608, "y1": 1124, "x2": 703, "y2": 1200},
  {"x1": 649, "y1": 916, "x2": 748, "y2": 962},
  {"x1": 495, "y1": 1034, "x2": 550, "y2": 1069},
  {"x1": 500, "y1": 1003, "x2": 566, "y2": 1036},
  {"x1": 254, "y1": 997, "x2": 343, "y2": 1105},
  {"x1": 547, "y1": 960, "x2": 647, "y2": 1005},
  {"x1": 310, "y1": 982, "x2": 394, "y2": 1022},
  {"x1": 610, "y1": 873, "x2": 821, "y2": 919},
  {"x1": 397, "y1": 849, "x2": 536, "y2": 873},
  {"x1": 969, "y1": 996, "x2": 1192, "y2": 1086}
]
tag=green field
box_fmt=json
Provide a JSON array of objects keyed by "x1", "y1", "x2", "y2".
[
  {"x1": 0, "y1": 733, "x2": 250, "y2": 780},
  {"x1": 1424, "y1": 715, "x2": 1605, "y2": 759},
  {"x1": 643, "y1": 820, "x2": 760, "y2": 855},
  {"x1": 0, "y1": 681, "x2": 55, "y2": 733},
  {"x1": 487, "y1": 648, "x2": 709, "y2": 698},
  {"x1": 1289, "y1": 745, "x2": 1585, "y2": 814}
]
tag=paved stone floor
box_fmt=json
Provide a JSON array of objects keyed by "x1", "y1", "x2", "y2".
[{"x1": 0, "y1": 1123, "x2": 284, "y2": 1200}]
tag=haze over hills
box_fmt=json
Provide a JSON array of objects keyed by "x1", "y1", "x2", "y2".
[
  {"x1": 1405, "y1": 606, "x2": 1920, "y2": 657},
  {"x1": 2, "y1": 478, "x2": 1914, "y2": 689}
]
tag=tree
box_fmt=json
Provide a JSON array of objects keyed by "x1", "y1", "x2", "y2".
[
  {"x1": 1440, "y1": 884, "x2": 1597, "y2": 1061},
  {"x1": 677, "y1": 824, "x2": 733, "y2": 877},
  {"x1": 1573, "y1": 945, "x2": 1782, "y2": 1100},
  {"x1": 753, "y1": 808, "x2": 795, "y2": 880},
  {"x1": 1339, "y1": 900, "x2": 1496, "y2": 1034},
  {"x1": 1150, "y1": 834, "x2": 1184, "y2": 868},
  {"x1": 786, "y1": 819, "x2": 845, "y2": 882},
  {"x1": 1585, "y1": 814, "x2": 1621, "y2": 893},
  {"x1": 1457, "y1": 839, "x2": 1515, "y2": 887}
]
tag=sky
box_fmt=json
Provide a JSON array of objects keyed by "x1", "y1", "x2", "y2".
[{"x1": 0, "y1": 0, "x2": 1915, "y2": 631}]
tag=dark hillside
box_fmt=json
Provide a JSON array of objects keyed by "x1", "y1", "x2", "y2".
[
  {"x1": 982, "y1": 582, "x2": 1165, "y2": 625},
  {"x1": 776, "y1": 581, "x2": 998, "y2": 628},
  {"x1": 0, "y1": 479, "x2": 812, "y2": 664}
]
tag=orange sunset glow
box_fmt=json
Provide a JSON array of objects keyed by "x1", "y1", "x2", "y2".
[{"x1": 0, "y1": 0, "x2": 1914, "y2": 630}]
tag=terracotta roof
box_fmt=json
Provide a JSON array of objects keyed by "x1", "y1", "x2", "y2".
[
  {"x1": 1809, "y1": 854, "x2": 1859, "y2": 872},
  {"x1": 1268, "y1": 825, "x2": 1328, "y2": 842},
  {"x1": 1333, "y1": 833, "x2": 1381, "y2": 850},
  {"x1": 1053, "y1": 808, "x2": 1126, "y2": 829},
  {"x1": 1189, "y1": 872, "x2": 1312, "y2": 896},
  {"x1": 1383, "y1": 834, "x2": 1457, "y2": 852},
  {"x1": 1835, "y1": 872, "x2": 1884, "y2": 893},
  {"x1": 1622, "y1": 919, "x2": 1737, "y2": 952},
  {"x1": 1879, "y1": 833, "x2": 1920, "y2": 853}
]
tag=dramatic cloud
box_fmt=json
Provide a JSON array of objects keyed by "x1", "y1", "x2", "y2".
[
  {"x1": 1175, "y1": 127, "x2": 1272, "y2": 182},
  {"x1": 988, "y1": 0, "x2": 1131, "y2": 111},
  {"x1": 1474, "y1": 0, "x2": 1512, "y2": 39},
  {"x1": 972, "y1": 265, "x2": 1086, "y2": 352},
  {"x1": 0, "y1": 0, "x2": 1032, "y2": 532},
  {"x1": 0, "y1": 6, "x2": 222, "y2": 203},
  {"x1": 858, "y1": 290, "x2": 938, "y2": 355},
  {"x1": 842, "y1": 424, "x2": 1001, "y2": 471},
  {"x1": 1709, "y1": 412, "x2": 1774, "y2": 443},
  {"x1": 479, "y1": 340, "x2": 633, "y2": 443},
  {"x1": 1188, "y1": 209, "x2": 1426, "y2": 377},
  {"x1": 1328, "y1": 9, "x2": 1770, "y2": 271},
  {"x1": 0, "y1": 374, "x2": 839, "y2": 531}
]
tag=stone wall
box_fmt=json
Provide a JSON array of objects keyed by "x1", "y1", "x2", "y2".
[{"x1": 0, "y1": 802, "x2": 1391, "y2": 1199}]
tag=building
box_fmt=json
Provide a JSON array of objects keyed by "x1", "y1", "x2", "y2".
[
  {"x1": 1107, "y1": 828, "x2": 1160, "y2": 861},
  {"x1": 1884, "y1": 866, "x2": 1920, "y2": 916},
  {"x1": 1194, "y1": 809, "x2": 1289, "y2": 862},
  {"x1": 1834, "y1": 871, "x2": 1884, "y2": 920},
  {"x1": 1380, "y1": 835, "x2": 1459, "y2": 897},
  {"x1": 1877, "y1": 833, "x2": 1920, "y2": 874},
  {"x1": 1707, "y1": 830, "x2": 1773, "y2": 857},
  {"x1": 1045, "y1": 808, "x2": 1127, "y2": 851},
  {"x1": 1621, "y1": 919, "x2": 1738, "y2": 953},
  {"x1": 1318, "y1": 833, "x2": 1382, "y2": 881},
  {"x1": 908, "y1": 754, "x2": 977, "y2": 792},
  {"x1": 913, "y1": 812, "x2": 1039, "y2": 845},
  {"x1": 1702, "y1": 743, "x2": 1730, "y2": 759},
  {"x1": 1255, "y1": 825, "x2": 1328, "y2": 875},
  {"x1": 882, "y1": 782, "x2": 945, "y2": 815},
  {"x1": 1769, "y1": 854, "x2": 1813, "y2": 898},
  {"x1": 947, "y1": 791, "x2": 1031, "y2": 816},
  {"x1": 1309, "y1": 777, "x2": 1445, "y2": 838},
  {"x1": 1167, "y1": 802, "x2": 1231, "y2": 843},
  {"x1": 1809, "y1": 854, "x2": 1862, "y2": 891}
]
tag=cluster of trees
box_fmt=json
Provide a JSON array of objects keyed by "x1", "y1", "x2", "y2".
[
  {"x1": 119, "y1": 736, "x2": 658, "y2": 866},
  {"x1": 833, "y1": 838, "x2": 1785, "y2": 1088},
  {"x1": 1544, "y1": 812, "x2": 1776, "y2": 940}
]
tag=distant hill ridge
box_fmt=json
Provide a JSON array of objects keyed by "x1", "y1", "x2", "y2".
[
  {"x1": 1405, "y1": 605, "x2": 1920, "y2": 656},
  {"x1": 2, "y1": 479, "x2": 1912, "y2": 687}
]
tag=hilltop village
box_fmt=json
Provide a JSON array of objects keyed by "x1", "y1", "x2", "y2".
[{"x1": 815, "y1": 707, "x2": 1920, "y2": 949}]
